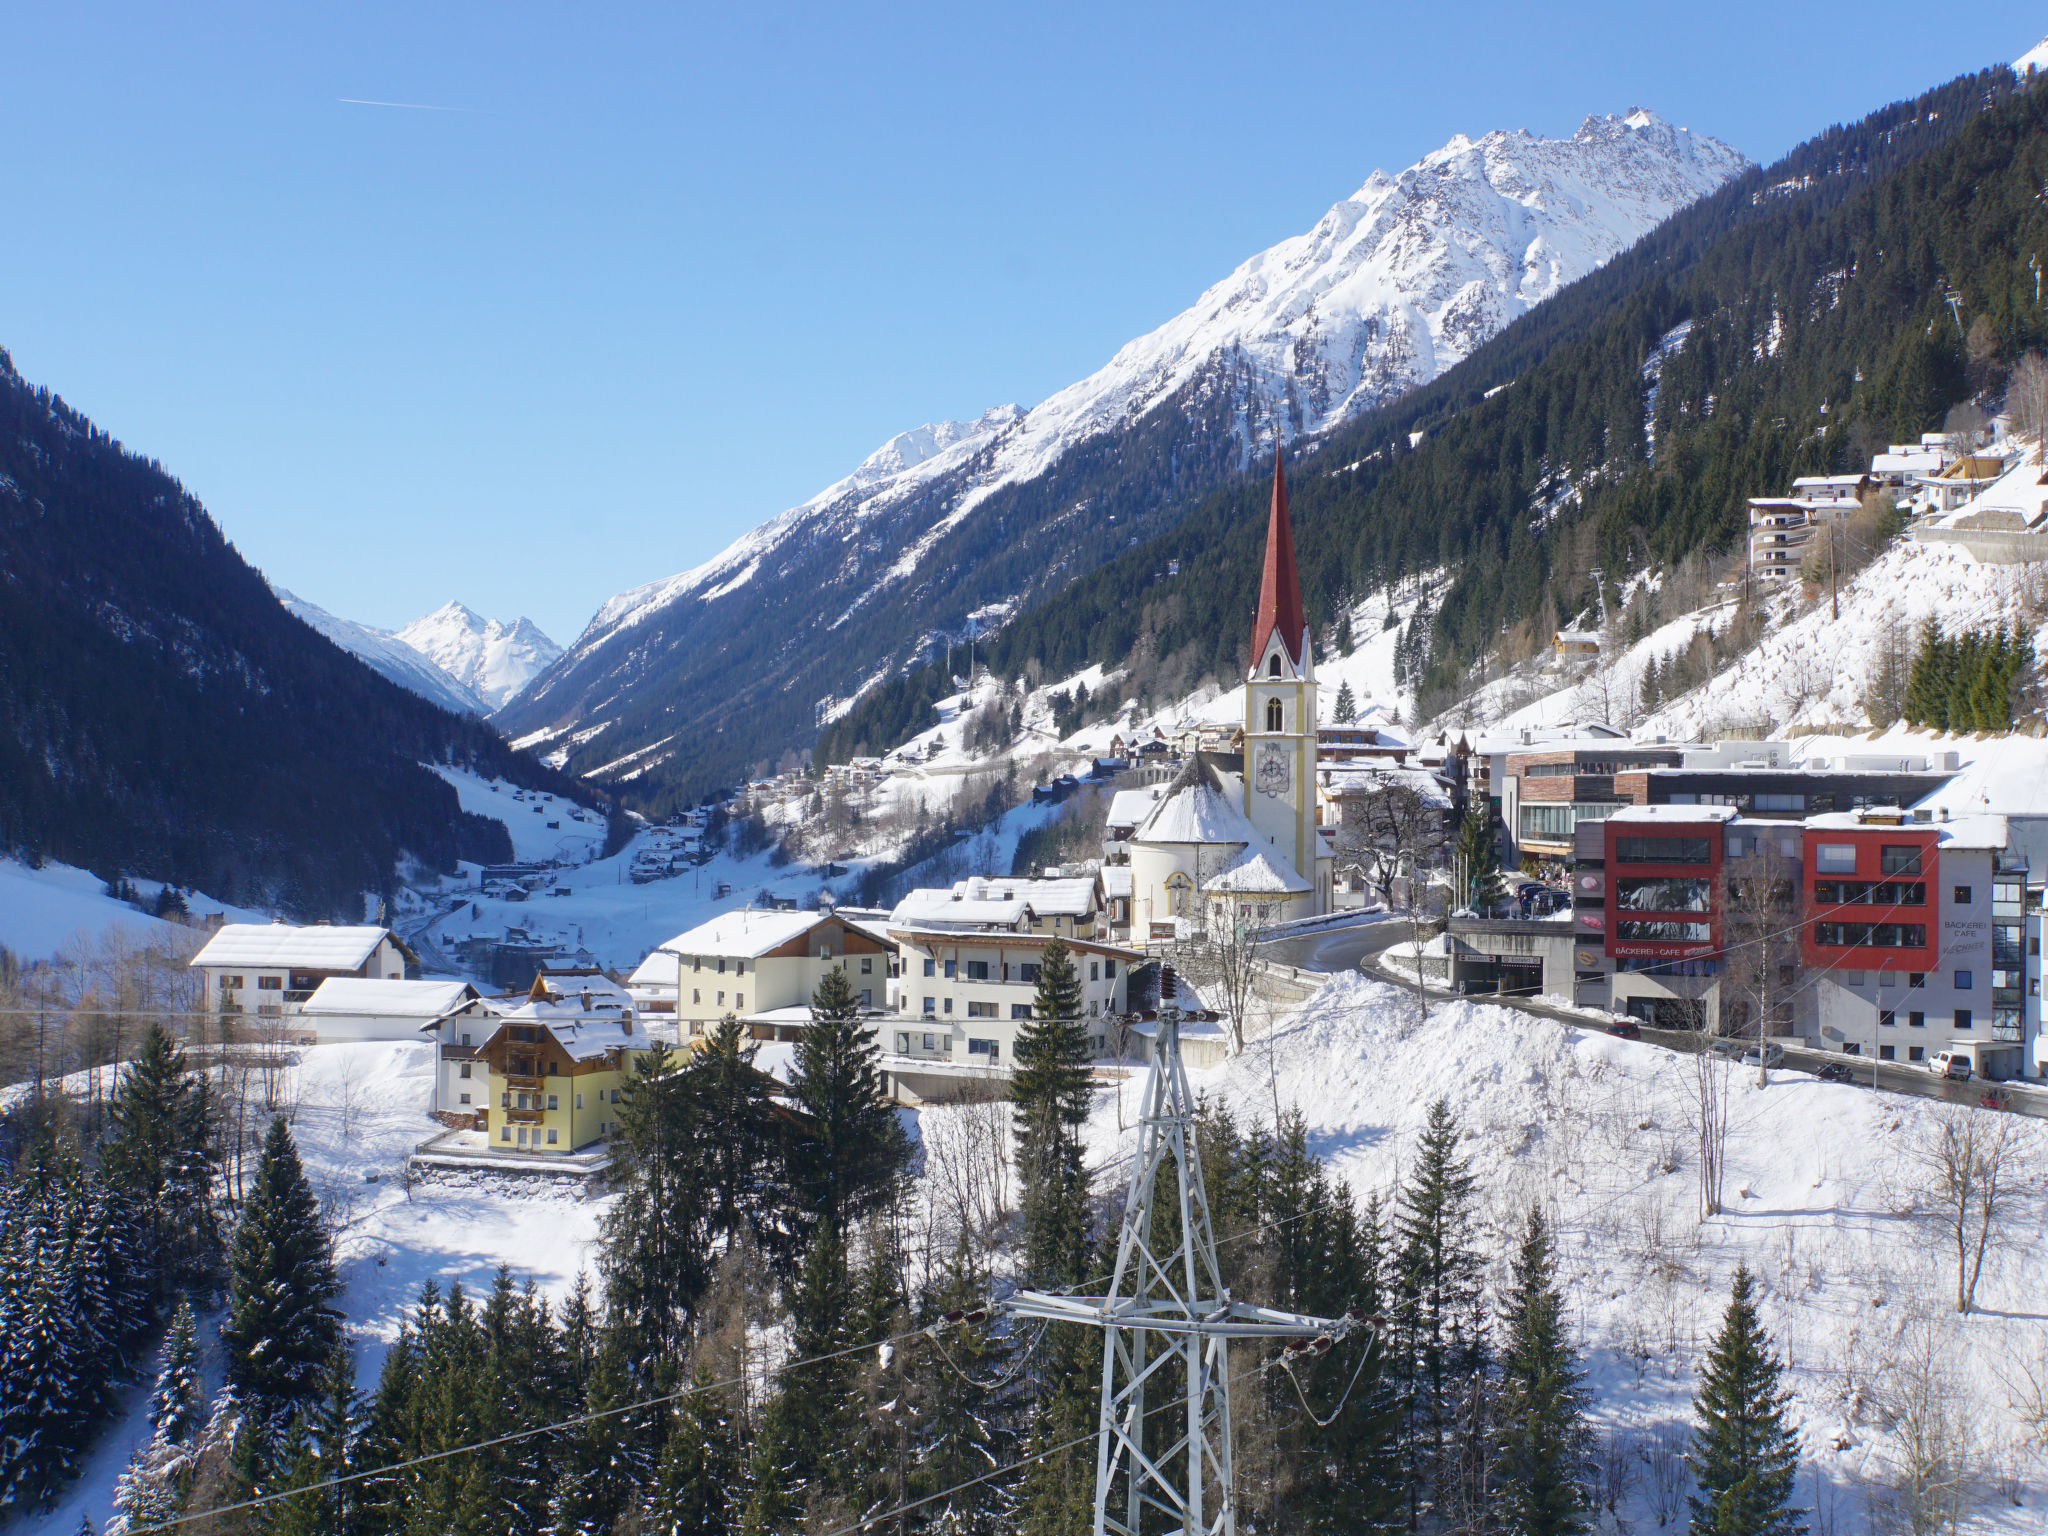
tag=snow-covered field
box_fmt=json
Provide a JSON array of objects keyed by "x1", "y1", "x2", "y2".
[
  {"x1": 1083, "y1": 972, "x2": 2048, "y2": 1532},
  {"x1": 0, "y1": 858, "x2": 266, "y2": 964}
]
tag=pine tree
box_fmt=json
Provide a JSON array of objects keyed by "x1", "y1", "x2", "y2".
[
  {"x1": 104, "y1": 1021, "x2": 222, "y2": 1304},
  {"x1": 1334, "y1": 680, "x2": 1359, "y2": 723},
  {"x1": 775, "y1": 1222, "x2": 859, "y2": 1500},
  {"x1": 789, "y1": 967, "x2": 909, "y2": 1239},
  {"x1": 1009, "y1": 938, "x2": 1093, "y2": 1286},
  {"x1": 601, "y1": 1042, "x2": 711, "y2": 1371},
  {"x1": 549, "y1": 1328, "x2": 647, "y2": 1536},
  {"x1": 913, "y1": 1235, "x2": 1020, "y2": 1536},
  {"x1": 152, "y1": 1300, "x2": 206, "y2": 1445},
  {"x1": 1688, "y1": 1266, "x2": 1802, "y2": 1536},
  {"x1": 649, "y1": 1361, "x2": 742, "y2": 1536},
  {"x1": 687, "y1": 1013, "x2": 789, "y2": 1263},
  {"x1": 221, "y1": 1117, "x2": 342, "y2": 1424},
  {"x1": 1393, "y1": 1099, "x2": 1488, "y2": 1527},
  {"x1": 1493, "y1": 1207, "x2": 1591, "y2": 1536},
  {"x1": 1453, "y1": 812, "x2": 1503, "y2": 913}
]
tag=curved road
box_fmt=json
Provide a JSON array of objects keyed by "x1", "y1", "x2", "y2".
[{"x1": 1256, "y1": 912, "x2": 2040, "y2": 1118}]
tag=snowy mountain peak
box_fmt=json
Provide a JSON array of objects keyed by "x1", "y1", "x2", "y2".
[
  {"x1": 274, "y1": 587, "x2": 488, "y2": 716},
  {"x1": 393, "y1": 603, "x2": 562, "y2": 711},
  {"x1": 2018, "y1": 34, "x2": 2048, "y2": 75}
]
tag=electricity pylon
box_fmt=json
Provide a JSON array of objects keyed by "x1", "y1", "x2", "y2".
[{"x1": 1009, "y1": 969, "x2": 1348, "y2": 1536}]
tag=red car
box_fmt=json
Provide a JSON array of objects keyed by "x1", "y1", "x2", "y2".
[{"x1": 1608, "y1": 1019, "x2": 1642, "y2": 1040}]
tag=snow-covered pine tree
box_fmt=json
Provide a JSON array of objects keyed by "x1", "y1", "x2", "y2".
[
  {"x1": 152, "y1": 1300, "x2": 205, "y2": 1445},
  {"x1": 1687, "y1": 1266, "x2": 1802, "y2": 1536},
  {"x1": 912, "y1": 1234, "x2": 1021, "y2": 1536},
  {"x1": 220, "y1": 1117, "x2": 341, "y2": 1424},
  {"x1": 1334, "y1": 680, "x2": 1359, "y2": 724},
  {"x1": 549, "y1": 1327, "x2": 650, "y2": 1536},
  {"x1": 104, "y1": 1020, "x2": 222, "y2": 1304},
  {"x1": 1492, "y1": 1206, "x2": 1592, "y2": 1536},
  {"x1": 0, "y1": 1134, "x2": 92, "y2": 1510},
  {"x1": 600, "y1": 1040, "x2": 713, "y2": 1371},
  {"x1": 789, "y1": 966, "x2": 909, "y2": 1239},
  {"x1": 1393, "y1": 1098, "x2": 1489, "y2": 1527},
  {"x1": 686, "y1": 1013, "x2": 790, "y2": 1265},
  {"x1": 1009, "y1": 938, "x2": 1092, "y2": 1286}
]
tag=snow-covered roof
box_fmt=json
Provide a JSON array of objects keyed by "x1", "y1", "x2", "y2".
[
  {"x1": 1922, "y1": 447, "x2": 2048, "y2": 532},
  {"x1": 1606, "y1": 804, "x2": 1739, "y2": 825},
  {"x1": 1908, "y1": 737, "x2": 2048, "y2": 819},
  {"x1": 1133, "y1": 757, "x2": 1259, "y2": 847},
  {"x1": 190, "y1": 923, "x2": 394, "y2": 971},
  {"x1": 1803, "y1": 810, "x2": 2009, "y2": 850},
  {"x1": 486, "y1": 976, "x2": 651, "y2": 1061},
  {"x1": 889, "y1": 875, "x2": 1100, "y2": 929},
  {"x1": 1101, "y1": 866, "x2": 1133, "y2": 899},
  {"x1": 1319, "y1": 765, "x2": 1454, "y2": 807},
  {"x1": 301, "y1": 978, "x2": 479, "y2": 1018},
  {"x1": 636, "y1": 908, "x2": 839, "y2": 971},
  {"x1": 1106, "y1": 788, "x2": 1162, "y2": 831},
  {"x1": 1201, "y1": 848, "x2": 1311, "y2": 894}
]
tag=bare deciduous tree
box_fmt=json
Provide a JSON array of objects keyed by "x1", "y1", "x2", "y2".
[
  {"x1": 1870, "y1": 1308, "x2": 1975, "y2": 1534},
  {"x1": 1721, "y1": 833, "x2": 1802, "y2": 1083},
  {"x1": 1912, "y1": 1105, "x2": 2017, "y2": 1314},
  {"x1": 1686, "y1": 1046, "x2": 1733, "y2": 1220}
]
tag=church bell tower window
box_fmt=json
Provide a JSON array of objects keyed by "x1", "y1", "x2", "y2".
[
  {"x1": 1268, "y1": 654, "x2": 1282, "y2": 678},
  {"x1": 1266, "y1": 697, "x2": 1283, "y2": 731}
]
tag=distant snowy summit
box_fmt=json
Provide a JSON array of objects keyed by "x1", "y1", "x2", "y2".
[
  {"x1": 395, "y1": 601, "x2": 562, "y2": 711},
  {"x1": 2018, "y1": 34, "x2": 2048, "y2": 75},
  {"x1": 275, "y1": 589, "x2": 559, "y2": 715},
  {"x1": 574, "y1": 109, "x2": 1748, "y2": 651}
]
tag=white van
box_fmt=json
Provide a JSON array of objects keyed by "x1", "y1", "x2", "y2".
[{"x1": 1927, "y1": 1050, "x2": 1973, "y2": 1082}]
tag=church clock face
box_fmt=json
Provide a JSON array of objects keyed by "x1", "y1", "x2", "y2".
[{"x1": 1255, "y1": 742, "x2": 1291, "y2": 799}]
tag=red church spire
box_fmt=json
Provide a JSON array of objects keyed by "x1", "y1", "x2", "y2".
[{"x1": 1248, "y1": 451, "x2": 1307, "y2": 673}]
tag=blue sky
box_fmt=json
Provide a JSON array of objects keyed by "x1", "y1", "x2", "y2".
[{"x1": 3, "y1": 2, "x2": 2042, "y2": 643}]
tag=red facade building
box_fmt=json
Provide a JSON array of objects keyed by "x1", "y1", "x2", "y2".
[
  {"x1": 1602, "y1": 807, "x2": 1734, "y2": 963},
  {"x1": 1797, "y1": 818, "x2": 1937, "y2": 972}
]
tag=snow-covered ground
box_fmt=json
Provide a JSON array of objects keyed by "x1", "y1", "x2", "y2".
[
  {"x1": 0, "y1": 858, "x2": 267, "y2": 964},
  {"x1": 1074, "y1": 971, "x2": 2048, "y2": 1532}
]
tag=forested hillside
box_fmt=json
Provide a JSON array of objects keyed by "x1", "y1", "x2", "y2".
[
  {"x1": 823, "y1": 65, "x2": 2030, "y2": 758},
  {"x1": 0, "y1": 354, "x2": 593, "y2": 916}
]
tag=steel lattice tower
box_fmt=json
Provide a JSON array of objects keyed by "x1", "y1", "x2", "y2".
[{"x1": 1009, "y1": 970, "x2": 1343, "y2": 1536}]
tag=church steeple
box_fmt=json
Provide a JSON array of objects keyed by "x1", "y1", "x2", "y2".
[{"x1": 1248, "y1": 452, "x2": 1308, "y2": 675}]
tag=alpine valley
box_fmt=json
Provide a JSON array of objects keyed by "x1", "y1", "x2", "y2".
[{"x1": 498, "y1": 110, "x2": 1749, "y2": 805}]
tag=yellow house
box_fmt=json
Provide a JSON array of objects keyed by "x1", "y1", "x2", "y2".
[
  {"x1": 477, "y1": 974, "x2": 657, "y2": 1154},
  {"x1": 625, "y1": 907, "x2": 895, "y2": 1041}
]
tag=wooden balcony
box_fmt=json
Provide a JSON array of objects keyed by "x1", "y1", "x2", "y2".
[{"x1": 505, "y1": 1107, "x2": 546, "y2": 1125}]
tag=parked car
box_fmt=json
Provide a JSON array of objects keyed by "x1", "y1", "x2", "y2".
[
  {"x1": 1608, "y1": 1019, "x2": 1641, "y2": 1040},
  {"x1": 1979, "y1": 1089, "x2": 2012, "y2": 1111},
  {"x1": 1739, "y1": 1043, "x2": 1785, "y2": 1069},
  {"x1": 1927, "y1": 1050, "x2": 1973, "y2": 1081},
  {"x1": 1816, "y1": 1062, "x2": 1855, "y2": 1083},
  {"x1": 1708, "y1": 1039, "x2": 1746, "y2": 1060}
]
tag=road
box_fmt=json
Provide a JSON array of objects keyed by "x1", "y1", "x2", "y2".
[{"x1": 1258, "y1": 912, "x2": 2041, "y2": 1118}]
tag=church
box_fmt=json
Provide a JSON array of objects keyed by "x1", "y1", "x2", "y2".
[{"x1": 1127, "y1": 455, "x2": 1335, "y2": 936}]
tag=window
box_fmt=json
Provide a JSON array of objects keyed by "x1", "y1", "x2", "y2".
[
  {"x1": 1908, "y1": 1046, "x2": 1925, "y2": 1062},
  {"x1": 1812, "y1": 881, "x2": 1925, "y2": 907},
  {"x1": 1812, "y1": 923, "x2": 1926, "y2": 949},
  {"x1": 547, "y1": 1095, "x2": 558, "y2": 1110},
  {"x1": 967, "y1": 1001, "x2": 998, "y2": 1018},
  {"x1": 966, "y1": 961, "x2": 990, "y2": 980},
  {"x1": 1879, "y1": 1045, "x2": 1895, "y2": 1061},
  {"x1": 1522, "y1": 803, "x2": 1618, "y2": 840},
  {"x1": 923, "y1": 958, "x2": 935, "y2": 977},
  {"x1": 692, "y1": 989, "x2": 701, "y2": 1004},
  {"x1": 222, "y1": 974, "x2": 244, "y2": 989},
  {"x1": 943, "y1": 998, "x2": 953, "y2": 1014},
  {"x1": 1909, "y1": 1011, "x2": 1924, "y2": 1028},
  {"x1": 860, "y1": 989, "x2": 872, "y2": 1006},
  {"x1": 257, "y1": 975, "x2": 283, "y2": 990},
  {"x1": 1752, "y1": 793, "x2": 1805, "y2": 811},
  {"x1": 1615, "y1": 920, "x2": 1713, "y2": 942},
  {"x1": 1614, "y1": 836, "x2": 1713, "y2": 865},
  {"x1": 1954, "y1": 1010, "x2": 1973, "y2": 1030},
  {"x1": 861, "y1": 957, "x2": 873, "y2": 974},
  {"x1": 547, "y1": 1062, "x2": 558, "y2": 1075},
  {"x1": 459, "y1": 1093, "x2": 471, "y2": 1105},
  {"x1": 1090, "y1": 961, "x2": 1100, "y2": 981},
  {"x1": 1955, "y1": 971, "x2": 1973, "y2": 990},
  {"x1": 692, "y1": 957, "x2": 702, "y2": 972},
  {"x1": 1012, "y1": 1004, "x2": 1033, "y2": 1019},
  {"x1": 922, "y1": 995, "x2": 936, "y2": 1014},
  {"x1": 967, "y1": 1038, "x2": 1000, "y2": 1058},
  {"x1": 1909, "y1": 972, "x2": 1925, "y2": 988},
  {"x1": 716, "y1": 991, "x2": 725, "y2": 1006},
  {"x1": 1268, "y1": 655, "x2": 1281, "y2": 679},
  {"x1": 1617, "y1": 876, "x2": 1713, "y2": 912},
  {"x1": 461, "y1": 1032, "x2": 471, "y2": 1045},
  {"x1": 575, "y1": 1092, "x2": 584, "y2": 1108},
  {"x1": 944, "y1": 959, "x2": 957, "y2": 979},
  {"x1": 1019, "y1": 963, "x2": 1040, "y2": 983},
  {"x1": 1880, "y1": 845, "x2": 1923, "y2": 875},
  {"x1": 896, "y1": 1033, "x2": 910, "y2": 1052},
  {"x1": 735, "y1": 993, "x2": 744, "y2": 1009},
  {"x1": 1845, "y1": 972, "x2": 1865, "y2": 987},
  {"x1": 1953, "y1": 886, "x2": 1973, "y2": 905},
  {"x1": 718, "y1": 957, "x2": 727, "y2": 973},
  {"x1": 1266, "y1": 698, "x2": 1284, "y2": 730},
  {"x1": 501, "y1": 1092, "x2": 511, "y2": 1108},
  {"x1": 1879, "y1": 1010, "x2": 1896, "y2": 1028},
  {"x1": 1815, "y1": 844, "x2": 1857, "y2": 873},
  {"x1": 459, "y1": 1062, "x2": 472, "y2": 1078},
  {"x1": 736, "y1": 960, "x2": 747, "y2": 975},
  {"x1": 502, "y1": 1126, "x2": 512, "y2": 1142},
  {"x1": 1105, "y1": 960, "x2": 1117, "y2": 978},
  {"x1": 547, "y1": 1130, "x2": 557, "y2": 1145},
  {"x1": 922, "y1": 1033, "x2": 935, "y2": 1051}
]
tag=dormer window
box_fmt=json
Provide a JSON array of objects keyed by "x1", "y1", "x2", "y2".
[
  {"x1": 1268, "y1": 654, "x2": 1282, "y2": 678},
  {"x1": 1266, "y1": 698, "x2": 1284, "y2": 731}
]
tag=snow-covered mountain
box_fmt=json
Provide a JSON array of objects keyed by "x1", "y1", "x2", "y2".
[
  {"x1": 395, "y1": 602, "x2": 561, "y2": 711},
  {"x1": 502, "y1": 109, "x2": 1747, "y2": 797},
  {"x1": 275, "y1": 587, "x2": 490, "y2": 716}
]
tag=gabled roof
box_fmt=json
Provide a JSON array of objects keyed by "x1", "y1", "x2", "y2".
[
  {"x1": 635, "y1": 908, "x2": 875, "y2": 977},
  {"x1": 1133, "y1": 755, "x2": 1259, "y2": 847},
  {"x1": 889, "y1": 875, "x2": 1100, "y2": 929},
  {"x1": 302, "y1": 978, "x2": 479, "y2": 1018},
  {"x1": 190, "y1": 923, "x2": 401, "y2": 971},
  {"x1": 1105, "y1": 787, "x2": 1162, "y2": 831},
  {"x1": 1248, "y1": 455, "x2": 1308, "y2": 672}
]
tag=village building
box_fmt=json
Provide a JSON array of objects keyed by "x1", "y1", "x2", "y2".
[
  {"x1": 1127, "y1": 457, "x2": 1334, "y2": 936},
  {"x1": 625, "y1": 906, "x2": 894, "y2": 1041},
  {"x1": 189, "y1": 922, "x2": 418, "y2": 1019},
  {"x1": 299, "y1": 977, "x2": 484, "y2": 1044},
  {"x1": 459, "y1": 972, "x2": 657, "y2": 1152}
]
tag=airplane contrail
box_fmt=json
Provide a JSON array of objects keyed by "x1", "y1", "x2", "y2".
[{"x1": 337, "y1": 97, "x2": 471, "y2": 112}]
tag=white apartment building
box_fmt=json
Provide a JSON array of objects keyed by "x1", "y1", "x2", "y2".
[
  {"x1": 625, "y1": 907, "x2": 894, "y2": 1041},
  {"x1": 188, "y1": 923, "x2": 416, "y2": 1021}
]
